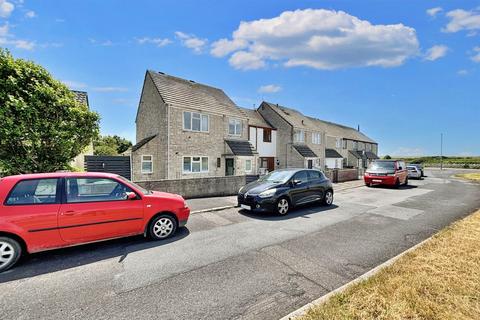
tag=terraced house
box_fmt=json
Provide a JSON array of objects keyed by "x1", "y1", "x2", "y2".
[
  {"x1": 132, "y1": 71, "x2": 261, "y2": 181},
  {"x1": 258, "y1": 101, "x2": 378, "y2": 170}
]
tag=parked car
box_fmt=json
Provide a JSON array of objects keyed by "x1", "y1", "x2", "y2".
[
  {"x1": 237, "y1": 168, "x2": 334, "y2": 215},
  {"x1": 407, "y1": 165, "x2": 422, "y2": 179},
  {"x1": 364, "y1": 160, "x2": 408, "y2": 187},
  {"x1": 0, "y1": 172, "x2": 190, "y2": 272},
  {"x1": 409, "y1": 163, "x2": 424, "y2": 177}
]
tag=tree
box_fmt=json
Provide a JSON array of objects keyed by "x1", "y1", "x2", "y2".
[
  {"x1": 0, "y1": 49, "x2": 100, "y2": 175},
  {"x1": 93, "y1": 135, "x2": 132, "y2": 155},
  {"x1": 384, "y1": 155, "x2": 392, "y2": 159}
]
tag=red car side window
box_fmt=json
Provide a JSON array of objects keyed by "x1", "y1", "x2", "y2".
[{"x1": 5, "y1": 179, "x2": 59, "y2": 205}]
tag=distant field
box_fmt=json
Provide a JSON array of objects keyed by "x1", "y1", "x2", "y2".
[{"x1": 387, "y1": 156, "x2": 480, "y2": 169}]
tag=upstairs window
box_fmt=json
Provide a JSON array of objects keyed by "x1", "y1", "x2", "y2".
[
  {"x1": 342, "y1": 139, "x2": 348, "y2": 149},
  {"x1": 312, "y1": 132, "x2": 321, "y2": 144},
  {"x1": 353, "y1": 141, "x2": 358, "y2": 150},
  {"x1": 184, "y1": 111, "x2": 209, "y2": 132},
  {"x1": 294, "y1": 130, "x2": 305, "y2": 143},
  {"x1": 263, "y1": 128, "x2": 272, "y2": 142},
  {"x1": 366, "y1": 143, "x2": 372, "y2": 151},
  {"x1": 229, "y1": 119, "x2": 242, "y2": 136}
]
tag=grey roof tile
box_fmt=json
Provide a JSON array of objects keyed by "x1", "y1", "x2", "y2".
[
  {"x1": 293, "y1": 144, "x2": 317, "y2": 157},
  {"x1": 238, "y1": 107, "x2": 274, "y2": 128},
  {"x1": 263, "y1": 101, "x2": 376, "y2": 144},
  {"x1": 325, "y1": 148, "x2": 343, "y2": 158},
  {"x1": 148, "y1": 71, "x2": 245, "y2": 118},
  {"x1": 132, "y1": 134, "x2": 157, "y2": 152},
  {"x1": 225, "y1": 139, "x2": 257, "y2": 156}
]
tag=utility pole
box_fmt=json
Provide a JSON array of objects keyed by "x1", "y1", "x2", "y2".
[{"x1": 440, "y1": 133, "x2": 443, "y2": 171}]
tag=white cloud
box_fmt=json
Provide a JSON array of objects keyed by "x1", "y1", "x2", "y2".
[
  {"x1": 471, "y1": 46, "x2": 480, "y2": 63},
  {"x1": 424, "y1": 45, "x2": 449, "y2": 61},
  {"x1": 211, "y1": 9, "x2": 419, "y2": 71},
  {"x1": 258, "y1": 84, "x2": 282, "y2": 93},
  {"x1": 211, "y1": 38, "x2": 247, "y2": 57},
  {"x1": 0, "y1": 37, "x2": 35, "y2": 50},
  {"x1": 0, "y1": 0, "x2": 14, "y2": 18},
  {"x1": 443, "y1": 8, "x2": 480, "y2": 33},
  {"x1": 25, "y1": 10, "x2": 35, "y2": 18},
  {"x1": 62, "y1": 80, "x2": 88, "y2": 89},
  {"x1": 89, "y1": 38, "x2": 116, "y2": 46},
  {"x1": 135, "y1": 37, "x2": 172, "y2": 47},
  {"x1": 457, "y1": 69, "x2": 468, "y2": 76},
  {"x1": 229, "y1": 51, "x2": 265, "y2": 70},
  {"x1": 175, "y1": 31, "x2": 207, "y2": 53},
  {"x1": 92, "y1": 87, "x2": 128, "y2": 92},
  {"x1": 426, "y1": 7, "x2": 443, "y2": 17}
]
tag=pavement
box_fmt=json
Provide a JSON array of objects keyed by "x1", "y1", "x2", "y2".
[
  {"x1": 187, "y1": 179, "x2": 365, "y2": 213},
  {"x1": 1, "y1": 169, "x2": 479, "y2": 320}
]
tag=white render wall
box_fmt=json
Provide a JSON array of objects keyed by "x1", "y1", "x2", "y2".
[{"x1": 249, "y1": 127, "x2": 277, "y2": 157}]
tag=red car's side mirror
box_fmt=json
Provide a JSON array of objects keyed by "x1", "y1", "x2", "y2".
[{"x1": 126, "y1": 192, "x2": 137, "y2": 200}]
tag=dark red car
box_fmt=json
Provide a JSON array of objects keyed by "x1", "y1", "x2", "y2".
[
  {"x1": 0, "y1": 172, "x2": 190, "y2": 272},
  {"x1": 364, "y1": 160, "x2": 408, "y2": 187}
]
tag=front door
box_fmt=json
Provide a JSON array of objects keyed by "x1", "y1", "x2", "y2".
[
  {"x1": 58, "y1": 177, "x2": 144, "y2": 243},
  {"x1": 225, "y1": 158, "x2": 235, "y2": 176},
  {"x1": 307, "y1": 159, "x2": 313, "y2": 169},
  {"x1": 267, "y1": 157, "x2": 275, "y2": 172}
]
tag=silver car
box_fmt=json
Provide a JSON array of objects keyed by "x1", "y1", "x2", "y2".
[
  {"x1": 409, "y1": 163, "x2": 424, "y2": 176},
  {"x1": 407, "y1": 165, "x2": 422, "y2": 179}
]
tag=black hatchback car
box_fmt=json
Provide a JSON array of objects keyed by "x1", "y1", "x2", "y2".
[{"x1": 237, "y1": 169, "x2": 334, "y2": 215}]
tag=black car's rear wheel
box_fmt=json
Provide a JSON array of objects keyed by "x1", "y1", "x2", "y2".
[
  {"x1": 276, "y1": 198, "x2": 290, "y2": 215},
  {"x1": 322, "y1": 190, "x2": 334, "y2": 206}
]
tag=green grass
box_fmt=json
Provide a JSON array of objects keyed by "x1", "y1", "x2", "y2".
[
  {"x1": 298, "y1": 210, "x2": 480, "y2": 320},
  {"x1": 454, "y1": 173, "x2": 480, "y2": 182}
]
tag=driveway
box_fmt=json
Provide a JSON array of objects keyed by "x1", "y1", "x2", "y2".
[{"x1": 1, "y1": 169, "x2": 479, "y2": 320}]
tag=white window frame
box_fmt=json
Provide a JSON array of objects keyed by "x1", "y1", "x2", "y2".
[
  {"x1": 183, "y1": 111, "x2": 209, "y2": 133},
  {"x1": 294, "y1": 130, "x2": 305, "y2": 143},
  {"x1": 336, "y1": 137, "x2": 342, "y2": 148},
  {"x1": 141, "y1": 155, "x2": 153, "y2": 174},
  {"x1": 312, "y1": 132, "x2": 321, "y2": 144},
  {"x1": 228, "y1": 119, "x2": 242, "y2": 136},
  {"x1": 353, "y1": 141, "x2": 359, "y2": 150},
  {"x1": 245, "y1": 159, "x2": 252, "y2": 173},
  {"x1": 182, "y1": 156, "x2": 209, "y2": 174}
]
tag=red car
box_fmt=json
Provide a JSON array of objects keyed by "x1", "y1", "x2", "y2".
[
  {"x1": 0, "y1": 172, "x2": 190, "y2": 272},
  {"x1": 364, "y1": 160, "x2": 408, "y2": 187}
]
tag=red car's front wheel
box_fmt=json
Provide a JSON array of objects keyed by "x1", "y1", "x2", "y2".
[{"x1": 148, "y1": 215, "x2": 177, "y2": 240}]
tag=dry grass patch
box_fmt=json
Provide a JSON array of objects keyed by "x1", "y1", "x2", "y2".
[
  {"x1": 299, "y1": 210, "x2": 480, "y2": 320},
  {"x1": 454, "y1": 173, "x2": 480, "y2": 182}
]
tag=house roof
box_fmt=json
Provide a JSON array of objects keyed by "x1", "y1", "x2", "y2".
[
  {"x1": 350, "y1": 150, "x2": 379, "y2": 160},
  {"x1": 132, "y1": 134, "x2": 157, "y2": 152},
  {"x1": 148, "y1": 70, "x2": 245, "y2": 118},
  {"x1": 72, "y1": 91, "x2": 89, "y2": 107},
  {"x1": 325, "y1": 148, "x2": 343, "y2": 158},
  {"x1": 225, "y1": 139, "x2": 257, "y2": 156},
  {"x1": 293, "y1": 144, "x2": 317, "y2": 158},
  {"x1": 238, "y1": 107, "x2": 274, "y2": 128},
  {"x1": 262, "y1": 101, "x2": 376, "y2": 144}
]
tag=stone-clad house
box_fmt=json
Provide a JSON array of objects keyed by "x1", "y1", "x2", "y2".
[
  {"x1": 132, "y1": 71, "x2": 258, "y2": 181},
  {"x1": 240, "y1": 107, "x2": 277, "y2": 174},
  {"x1": 258, "y1": 101, "x2": 378, "y2": 170}
]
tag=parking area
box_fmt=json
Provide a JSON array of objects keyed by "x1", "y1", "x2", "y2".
[{"x1": 1, "y1": 169, "x2": 479, "y2": 320}]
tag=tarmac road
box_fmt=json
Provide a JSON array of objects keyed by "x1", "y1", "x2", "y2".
[{"x1": 0, "y1": 169, "x2": 479, "y2": 320}]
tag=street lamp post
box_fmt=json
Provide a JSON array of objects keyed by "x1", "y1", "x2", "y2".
[{"x1": 440, "y1": 133, "x2": 443, "y2": 171}]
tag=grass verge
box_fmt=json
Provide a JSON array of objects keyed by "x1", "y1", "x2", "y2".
[
  {"x1": 299, "y1": 210, "x2": 480, "y2": 320},
  {"x1": 454, "y1": 173, "x2": 480, "y2": 182}
]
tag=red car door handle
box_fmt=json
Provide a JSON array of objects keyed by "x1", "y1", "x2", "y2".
[{"x1": 62, "y1": 211, "x2": 77, "y2": 216}]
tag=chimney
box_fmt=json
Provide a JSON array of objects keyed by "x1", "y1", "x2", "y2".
[{"x1": 357, "y1": 125, "x2": 360, "y2": 132}]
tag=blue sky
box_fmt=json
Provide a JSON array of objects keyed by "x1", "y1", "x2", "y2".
[{"x1": 1, "y1": 0, "x2": 479, "y2": 156}]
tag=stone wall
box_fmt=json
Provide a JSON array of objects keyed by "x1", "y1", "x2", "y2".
[
  {"x1": 136, "y1": 175, "x2": 247, "y2": 199},
  {"x1": 325, "y1": 168, "x2": 359, "y2": 183}
]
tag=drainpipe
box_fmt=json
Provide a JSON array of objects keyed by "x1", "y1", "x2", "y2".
[{"x1": 167, "y1": 103, "x2": 170, "y2": 179}]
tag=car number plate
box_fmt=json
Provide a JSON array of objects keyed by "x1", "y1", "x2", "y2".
[
  {"x1": 372, "y1": 179, "x2": 382, "y2": 183},
  {"x1": 241, "y1": 204, "x2": 251, "y2": 210}
]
